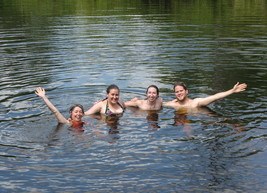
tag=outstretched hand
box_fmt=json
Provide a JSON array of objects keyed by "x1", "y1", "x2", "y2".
[
  {"x1": 35, "y1": 87, "x2": 46, "y2": 98},
  {"x1": 232, "y1": 82, "x2": 247, "y2": 93},
  {"x1": 131, "y1": 97, "x2": 139, "y2": 102}
]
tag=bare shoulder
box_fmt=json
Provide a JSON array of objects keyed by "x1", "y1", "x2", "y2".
[{"x1": 191, "y1": 98, "x2": 203, "y2": 107}]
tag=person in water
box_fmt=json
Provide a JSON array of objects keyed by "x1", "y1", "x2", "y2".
[
  {"x1": 124, "y1": 85, "x2": 163, "y2": 111},
  {"x1": 84, "y1": 84, "x2": 125, "y2": 116},
  {"x1": 163, "y1": 81, "x2": 247, "y2": 110},
  {"x1": 35, "y1": 87, "x2": 85, "y2": 129}
]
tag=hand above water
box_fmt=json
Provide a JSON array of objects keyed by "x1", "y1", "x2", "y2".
[
  {"x1": 35, "y1": 87, "x2": 46, "y2": 98},
  {"x1": 232, "y1": 82, "x2": 247, "y2": 93}
]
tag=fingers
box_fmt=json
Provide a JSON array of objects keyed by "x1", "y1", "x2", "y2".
[
  {"x1": 234, "y1": 82, "x2": 240, "y2": 88},
  {"x1": 35, "y1": 87, "x2": 41, "y2": 93},
  {"x1": 35, "y1": 87, "x2": 45, "y2": 96},
  {"x1": 241, "y1": 83, "x2": 247, "y2": 90},
  {"x1": 237, "y1": 83, "x2": 247, "y2": 92}
]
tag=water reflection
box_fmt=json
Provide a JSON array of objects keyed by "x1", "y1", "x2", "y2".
[
  {"x1": 127, "y1": 107, "x2": 161, "y2": 130},
  {"x1": 88, "y1": 113, "x2": 121, "y2": 143},
  {"x1": 146, "y1": 111, "x2": 160, "y2": 130}
]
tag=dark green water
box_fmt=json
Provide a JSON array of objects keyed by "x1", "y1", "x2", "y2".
[{"x1": 1, "y1": 1, "x2": 267, "y2": 192}]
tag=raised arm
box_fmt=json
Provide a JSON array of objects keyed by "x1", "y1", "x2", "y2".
[
  {"x1": 196, "y1": 82, "x2": 247, "y2": 107},
  {"x1": 35, "y1": 87, "x2": 68, "y2": 124}
]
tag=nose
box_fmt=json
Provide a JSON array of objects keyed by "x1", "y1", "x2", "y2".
[{"x1": 77, "y1": 112, "x2": 83, "y2": 116}]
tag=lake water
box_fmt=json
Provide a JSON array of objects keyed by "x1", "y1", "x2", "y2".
[{"x1": 1, "y1": 1, "x2": 267, "y2": 192}]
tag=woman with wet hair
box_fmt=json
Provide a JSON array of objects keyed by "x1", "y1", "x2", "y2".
[
  {"x1": 84, "y1": 84, "x2": 125, "y2": 116},
  {"x1": 35, "y1": 87, "x2": 85, "y2": 129},
  {"x1": 124, "y1": 85, "x2": 163, "y2": 111}
]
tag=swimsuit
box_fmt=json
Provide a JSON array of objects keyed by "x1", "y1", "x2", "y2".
[
  {"x1": 71, "y1": 120, "x2": 85, "y2": 129},
  {"x1": 105, "y1": 101, "x2": 125, "y2": 116}
]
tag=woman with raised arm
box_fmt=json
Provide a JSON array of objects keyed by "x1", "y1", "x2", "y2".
[
  {"x1": 163, "y1": 82, "x2": 247, "y2": 110},
  {"x1": 35, "y1": 87, "x2": 85, "y2": 129}
]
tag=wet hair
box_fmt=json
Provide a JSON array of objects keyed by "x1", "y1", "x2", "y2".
[
  {"x1": 69, "y1": 104, "x2": 84, "y2": 114},
  {"x1": 106, "y1": 84, "x2": 120, "y2": 94},
  {"x1": 146, "y1": 85, "x2": 159, "y2": 96},
  {"x1": 101, "y1": 84, "x2": 120, "y2": 101},
  {"x1": 173, "y1": 81, "x2": 187, "y2": 91}
]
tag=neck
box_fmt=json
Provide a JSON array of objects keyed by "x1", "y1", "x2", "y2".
[
  {"x1": 71, "y1": 120, "x2": 84, "y2": 128},
  {"x1": 176, "y1": 97, "x2": 189, "y2": 105},
  {"x1": 108, "y1": 100, "x2": 118, "y2": 107},
  {"x1": 147, "y1": 99, "x2": 156, "y2": 109}
]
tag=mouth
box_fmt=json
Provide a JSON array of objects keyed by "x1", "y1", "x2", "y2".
[
  {"x1": 177, "y1": 95, "x2": 183, "y2": 99},
  {"x1": 148, "y1": 97, "x2": 156, "y2": 101},
  {"x1": 73, "y1": 116, "x2": 82, "y2": 121}
]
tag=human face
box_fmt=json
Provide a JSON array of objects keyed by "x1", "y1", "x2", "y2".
[
  {"x1": 107, "y1": 89, "x2": 120, "y2": 104},
  {"x1": 70, "y1": 106, "x2": 84, "y2": 122},
  {"x1": 174, "y1": 85, "x2": 188, "y2": 101},
  {"x1": 146, "y1": 87, "x2": 158, "y2": 102}
]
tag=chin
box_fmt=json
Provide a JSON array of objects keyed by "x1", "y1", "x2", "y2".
[
  {"x1": 177, "y1": 98, "x2": 184, "y2": 101},
  {"x1": 73, "y1": 118, "x2": 82, "y2": 122}
]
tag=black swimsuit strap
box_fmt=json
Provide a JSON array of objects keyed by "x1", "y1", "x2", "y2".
[
  {"x1": 117, "y1": 102, "x2": 125, "y2": 111},
  {"x1": 105, "y1": 100, "x2": 109, "y2": 114}
]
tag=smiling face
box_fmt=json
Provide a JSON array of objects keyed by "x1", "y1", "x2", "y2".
[
  {"x1": 174, "y1": 85, "x2": 188, "y2": 101},
  {"x1": 70, "y1": 106, "x2": 84, "y2": 122},
  {"x1": 107, "y1": 88, "x2": 120, "y2": 104},
  {"x1": 146, "y1": 87, "x2": 158, "y2": 102}
]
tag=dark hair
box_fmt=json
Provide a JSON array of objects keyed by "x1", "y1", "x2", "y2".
[
  {"x1": 106, "y1": 84, "x2": 120, "y2": 94},
  {"x1": 173, "y1": 81, "x2": 187, "y2": 91},
  {"x1": 69, "y1": 104, "x2": 84, "y2": 114},
  {"x1": 146, "y1": 85, "x2": 159, "y2": 96}
]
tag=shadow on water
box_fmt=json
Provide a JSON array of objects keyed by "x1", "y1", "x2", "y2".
[
  {"x1": 127, "y1": 107, "x2": 161, "y2": 131},
  {"x1": 171, "y1": 106, "x2": 250, "y2": 138}
]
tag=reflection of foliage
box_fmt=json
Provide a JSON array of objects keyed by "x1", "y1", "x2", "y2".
[
  {"x1": 1, "y1": 0, "x2": 266, "y2": 19},
  {"x1": 146, "y1": 111, "x2": 160, "y2": 129}
]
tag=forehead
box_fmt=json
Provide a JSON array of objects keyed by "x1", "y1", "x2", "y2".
[
  {"x1": 72, "y1": 106, "x2": 83, "y2": 111},
  {"x1": 108, "y1": 89, "x2": 119, "y2": 94},
  {"x1": 174, "y1": 85, "x2": 185, "y2": 91},
  {"x1": 147, "y1": 87, "x2": 157, "y2": 92}
]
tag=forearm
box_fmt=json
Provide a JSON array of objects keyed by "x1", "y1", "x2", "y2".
[
  {"x1": 124, "y1": 100, "x2": 138, "y2": 107},
  {"x1": 84, "y1": 109, "x2": 93, "y2": 116},
  {"x1": 162, "y1": 101, "x2": 174, "y2": 108},
  {"x1": 213, "y1": 88, "x2": 234, "y2": 100},
  {"x1": 198, "y1": 89, "x2": 234, "y2": 106},
  {"x1": 84, "y1": 104, "x2": 101, "y2": 115},
  {"x1": 42, "y1": 96, "x2": 59, "y2": 113},
  {"x1": 41, "y1": 96, "x2": 67, "y2": 123}
]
